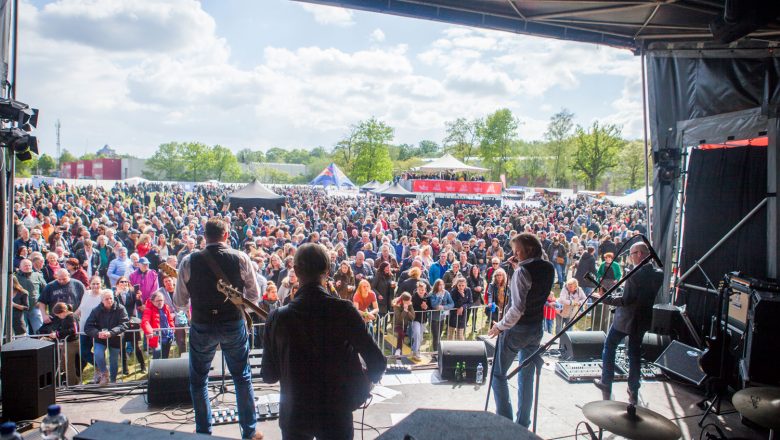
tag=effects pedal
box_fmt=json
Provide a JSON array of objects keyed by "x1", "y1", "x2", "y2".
[{"x1": 386, "y1": 364, "x2": 412, "y2": 374}]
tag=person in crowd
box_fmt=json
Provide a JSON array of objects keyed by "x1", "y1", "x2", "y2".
[
  {"x1": 547, "y1": 235, "x2": 568, "y2": 289},
  {"x1": 441, "y1": 260, "x2": 461, "y2": 291},
  {"x1": 448, "y1": 277, "x2": 473, "y2": 340},
  {"x1": 75, "y1": 276, "x2": 104, "y2": 371},
  {"x1": 574, "y1": 245, "x2": 597, "y2": 296},
  {"x1": 76, "y1": 239, "x2": 100, "y2": 278},
  {"x1": 156, "y1": 274, "x2": 188, "y2": 356},
  {"x1": 277, "y1": 270, "x2": 299, "y2": 304},
  {"x1": 596, "y1": 252, "x2": 622, "y2": 292},
  {"x1": 333, "y1": 261, "x2": 355, "y2": 301},
  {"x1": 429, "y1": 252, "x2": 450, "y2": 285},
  {"x1": 544, "y1": 291, "x2": 557, "y2": 334},
  {"x1": 255, "y1": 282, "x2": 282, "y2": 348},
  {"x1": 38, "y1": 268, "x2": 85, "y2": 323},
  {"x1": 261, "y1": 243, "x2": 386, "y2": 439},
  {"x1": 11, "y1": 276, "x2": 29, "y2": 335},
  {"x1": 466, "y1": 264, "x2": 485, "y2": 331},
  {"x1": 16, "y1": 258, "x2": 45, "y2": 334},
  {"x1": 114, "y1": 275, "x2": 145, "y2": 374},
  {"x1": 489, "y1": 233, "x2": 555, "y2": 428},
  {"x1": 428, "y1": 279, "x2": 453, "y2": 354},
  {"x1": 594, "y1": 243, "x2": 662, "y2": 406},
  {"x1": 129, "y1": 257, "x2": 158, "y2": 303},
  {"x1": 352, "y1": 279, "x2": 379, "y2": 325},
  {"x1": 66, "y1": 257, "x2": 89, "y2": 287},
  {"x1": 42, "y1": 251, "x2": 62, "y2": 283},
  {"x1": 558, "y1": 278, "x2": 587, "y2": 328},
  {"x1": 142, "y1": 291, "x2": 175, "y2": 359},
  {"x1": 392, "y1": 291, "x2": 414, "y2": 357},
  {"x1": 371, "y1": 261, "x2": 395, "y2": 316},
  {"x1": 410, "y1": 281, "x2": 430, "y2": 361},
  {"x1": 107, "y1": 246, "x2": 132, "y2": 287},
  {"x1": 43, "y1": 302, "x2": 78, "y2": 342},
  {"x1": 84, "y1": 290, "x2": 129, "y2": 385}
]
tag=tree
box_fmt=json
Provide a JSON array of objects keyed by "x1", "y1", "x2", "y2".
[
  {"x1": 236, "y1": 148, "x2": 264, "y2": 164},
  {"x1": 37, "y1": 154, "x2": 56, "y2": 175},
  {"x1": 615, "y1": 140, "x2": 647, "y2": 191},
  {"x1": 265, "y1": 147, "x2": 287, "y2": 163},
  {"x1": 443, "y1": 117, "x2": 482, "y2": 162},
  {"x1": 15, "y1": 154, "x2": 37, "y2": 177},
  {"x1": 285, "y1": 148, "x2": 311, "y2": 164},
  {"x1": 144, "y1": 142, "x2": 184, "y2": 180},
  {"x1": 479, "y1": 109, "x2": 519, "y2": 181},
  {"x1": 333, "y1": 126, "x2": 359, "y2": 171},
  {"x1": 58, "y1": 149, "x2": 76, "y2": 166},
  {"x1": 208, "y1": 145, "x2": 241, "y2": 182},
  {"x1": 544, "y1": 109, "x2": 574, "y2": 187},
  {"x1": 570, "y1": 121, "x2": 624, "y2": 190},
  {"x1": 396, "y1": 143, "x2": 416, "y2": 161},
  {"x1": 418, "y1": 140, "x2": 440, "y2": 157},
  {"x1": 350, "y1": 117, "x2": 394, "y2": 184}
]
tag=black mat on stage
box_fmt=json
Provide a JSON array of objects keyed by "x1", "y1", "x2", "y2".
[{"x1": 376, "y1": 408, "x2": 542, "y2": 440}]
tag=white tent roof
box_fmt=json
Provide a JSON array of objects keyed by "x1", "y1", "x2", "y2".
[
  {"x1": 416, "y1": 154, "x2": 488, "y2": 173},
  {"x1": 605, "y1": 187, "x2": 648, "y2": 206}
]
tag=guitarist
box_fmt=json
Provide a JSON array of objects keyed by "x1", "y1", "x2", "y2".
[
  {"x1": 174, "y1": 219, "x2": 263, "y2": 440},
  {"x1": 593, "y1": 242, "x2": 663, "y2": 406},
  {"x1": 261, "y1": 243, "x2": 387, "y2": 440}
]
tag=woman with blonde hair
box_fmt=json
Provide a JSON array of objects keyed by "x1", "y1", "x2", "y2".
[
  {"x1": 353, "y1": 279, "x2": 379, "y2": 323},
  {"x1": 558, "y1": 278, "x2": 587, "y2": 327},
  {"x1": 448, "y1": 277, "x2": 473, "y2": 340},
  {"x1": 486, "y1": 268, "x2": 508, "y2": 324},
  {"x1": 420, "y1": 245, "x2": 434, "y2": 269}
]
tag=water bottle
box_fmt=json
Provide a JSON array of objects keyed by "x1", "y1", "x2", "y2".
[
  {"x1": 476, "y1": 362, "x2": 484, "y2": 384},
  {"x1": 40, "y1": 404, "x2": 69, "y2": 440},
  {"x1": 0, "y1": 422, "x2": 22, "y2": 440}
]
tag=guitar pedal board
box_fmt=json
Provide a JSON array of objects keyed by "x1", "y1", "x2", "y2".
[
  {"x1": 210, "y1": 394, "x2": 280, "y2": 426},
  {"x1": 555, "y1": 361, "x2": 627, "y2": 383},
  {"x1": 386, "y1": 364, "x2": 412, "y2": 374},
  {"x1": 615, "y1": 350, "x2": 664, "y2": 380}
]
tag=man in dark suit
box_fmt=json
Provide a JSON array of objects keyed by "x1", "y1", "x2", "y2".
[
  {"x1": 262, "y1": 243, "x2": 386, "y2": 440},
  {"x1": 593, "y1": 242, "x2": 662, "y2": 405}
]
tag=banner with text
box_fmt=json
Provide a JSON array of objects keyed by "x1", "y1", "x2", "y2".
[{"x1": 412, "y1": 180, "x2": 502, "y2": 195}]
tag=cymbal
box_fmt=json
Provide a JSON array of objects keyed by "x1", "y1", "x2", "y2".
[
  {"x1": 732, "y1": 387, "x2": 780, "y2": 429},
  {"x1": 582, "y1": 400, "x2": 681, "y2": 440}
]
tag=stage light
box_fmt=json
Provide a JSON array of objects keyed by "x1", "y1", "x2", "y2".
[
  {"x1": 0, "y1": 98, "x2": 37, "y2": 129},
  {"x1": 655, "y1": 148, "x2": 680, "y2": 184},
  {"x1": 0, "y1": 127, "x2": 39, "y2": 161}
]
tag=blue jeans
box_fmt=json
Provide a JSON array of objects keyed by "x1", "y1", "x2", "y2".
[
  {"x1": 189, "y1": 320, "x2": 256, "y2": 439},
  {"x1": 544, "y1": 319, "x2": 554, "y2": 334},
  {"x1": 80, "y1": 334, "x2": 94, "y2": 368},
  {"x1": 601, "y1": 327, "x2": 644, "y2": 394},
  {"x1": 24, "y1": 307, "x2": 43, "y2": 334},
  {"x1": 552, "y1": 263, "x2": 566, "y2": 288},
  {"x1": 491, "y1": 322, "x2": 543, "y2": 427},
  {"x1": 94, "y1": 342, "x2": 120, "y2": 382}
]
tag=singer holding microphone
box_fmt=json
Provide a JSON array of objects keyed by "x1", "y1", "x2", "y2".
[
  {"x1": 487, "y1": 233, "x2": 554, "y2": 428},
  {"x1": 593, "y1": 242, "x2": 663, "y2": 405}
]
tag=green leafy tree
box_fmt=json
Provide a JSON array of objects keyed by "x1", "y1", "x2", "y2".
[
  {"x1": 265, "y1": 147, "x2": 287, "y2": 163},
  {"x1": 15, "y1": 154, "x2": 37, "y2": 177},
  {"x1": 570, "y1": 121, "x2": 624, "y2": 190},
  {"x1": 236, "y1": 148, "x2": 265, "y2": 164},
  {"x1": 144, "y1": 142, "x2": 185, "y2": 180},
  {"x1": 350, "y1": 117, "x2": 394, "y2": 184},
  {"x1": 615, "y1": 140, "x2": 647, "y2": 191},
  {"x1": 285, "y1": 148, "x2": 311, "y2": 164},
  {"x1": 333, "y1": 126, "x2": 359, "y2": 171},
  {"x1": 208, "y1": 145, "x2": 241, "y2": 182},
  {"x1": 544, "y1": 109, "x2": 574, "y2": 187},
  {"x1": 37, "y1": 153, "x2": 56, "y2": 175},
  {"x1": 80, "y1": 152, "x2": 96, "y2": 160},
  {"x1": 58, "y1": 149, "x2": 76, "y2": 166},
  {"x1": 443, "y1": 117, "x2": 482, "y2": 161},
  {"x1": 396, "y1": 143, "x2": 416, "y2": 161},
  {"x1": 479, "y1": 108, "x2": 519, "y2": 181},
  {"x1": 418, "y1": 140, "x2": 440, "y2": 157}
]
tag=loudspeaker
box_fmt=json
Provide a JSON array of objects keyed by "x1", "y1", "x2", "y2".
[
  {"x1": 641, "y1": 332, "x2": 671, "y2": 362},
  {"x1": 438, "y1": 341, "x2": 488, "y2": 382},
  {"x1": 655, "y1": 340, "x2": 706, "y2": 386},
  {"x1": 559, "y1": 331, "x2": 606, "y2": 361},
  {"x1": 1, "y1": 337, "x2": 56, "y2": 421},
  {"x1": 651, "y1": 304, "x2": 677, "y2": 335},
  {"x1": 741, "y1": 290, "x2": 780, "y2": 386},
  {"x1": 376, "y1": 408, "x2": 542, "y2": 440},
  {"x1": 147, "y1": 358, "x2": 191, "y2": 407},
  {"x1": 75, "y1": 421, "x2": 224, "y2": 439}
]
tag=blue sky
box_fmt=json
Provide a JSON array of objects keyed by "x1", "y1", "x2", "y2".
[{"x1": 18, "y1": 0, "x2": 642, "y2": 158}]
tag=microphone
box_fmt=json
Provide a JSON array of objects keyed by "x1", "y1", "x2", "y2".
[{"x1": 640, "y1": 235, "x2": 663, "y2": 268}]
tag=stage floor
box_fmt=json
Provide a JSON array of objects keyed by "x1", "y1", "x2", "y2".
[{"x1": 43, "y1": 349, "x2": 766, "y2": 440}]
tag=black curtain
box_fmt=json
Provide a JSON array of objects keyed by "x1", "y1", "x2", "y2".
[{"x1": 677, "y1": 146, "x2": 767, "y2": 333}]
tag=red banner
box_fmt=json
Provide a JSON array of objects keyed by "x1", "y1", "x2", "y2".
[{"x1": 411, "y1": 180, "x2": 502, "y2": 195}]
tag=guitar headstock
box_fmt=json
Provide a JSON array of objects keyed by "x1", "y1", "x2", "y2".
[
  {"x1": 159, "y1": 262, "x2": 177, "y2": 278},
  {"x1": 217, "y1": 279, "x2": 242, "y2": 299}
]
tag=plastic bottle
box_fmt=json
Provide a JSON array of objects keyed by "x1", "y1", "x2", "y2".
[
  {"x1": 476, "y1": 362, "x2": 484, "y2": 384},
  {"x1": 0, "y1": 422, "x2": 22, "y2": 440},
  {"x1": 40, "y1": 404, "x2": 69, "y2": 440}
]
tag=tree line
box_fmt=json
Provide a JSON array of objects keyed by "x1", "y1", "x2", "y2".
[{"x1": 20, "y1": 108, "x2": 649, "y2": 192}]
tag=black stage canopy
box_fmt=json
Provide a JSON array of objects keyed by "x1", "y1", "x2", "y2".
[{"x1": 227, "y1": 179, "x2": 286, "y2": 214}]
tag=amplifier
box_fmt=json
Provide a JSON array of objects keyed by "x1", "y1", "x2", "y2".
[
  {"x1": 438, "y1": 341, "x2": 488, "y2": 382},
  {"x1": 555, "y1": 361, "x2": 626, "y2": 383},
  {"x1": 559, "y1": 331, "x2": 606, "y2": 361},
  {"x1": 741, "y1": 290, "x2": 780, "y2": 386}
]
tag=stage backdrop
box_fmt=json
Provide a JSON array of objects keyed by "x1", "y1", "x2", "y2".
[{"x1": 677, "y1": 146, "x2": 767, "y2": 334}]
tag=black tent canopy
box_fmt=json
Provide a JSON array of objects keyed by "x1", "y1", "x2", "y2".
[
  {"x1": 373, "y1": 182, "x2": 416, "y2": 198},
  {"x1": 227, "y1": 180, "x2": 286, "y2": 213}
]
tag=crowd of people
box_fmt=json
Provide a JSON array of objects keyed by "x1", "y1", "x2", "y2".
[{"x1": 10, "y1": 179, "x2": 648, "y2": 383}]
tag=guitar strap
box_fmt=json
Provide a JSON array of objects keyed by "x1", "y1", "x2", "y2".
[{"x1": 199, "y1": 249, "x2": 254, "y2": 328}]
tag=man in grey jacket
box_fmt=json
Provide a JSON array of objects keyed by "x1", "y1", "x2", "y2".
[{"x1": 593, "y1": 242, "x2": 662, "y2": 405}]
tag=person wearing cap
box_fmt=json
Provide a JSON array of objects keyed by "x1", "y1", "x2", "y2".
[
  {"x1": 129, "y1": 256, "x2": 158, "y2": 303},
  {"x1": 399, "y1": 245, "x2": 419, "y2": 273}
]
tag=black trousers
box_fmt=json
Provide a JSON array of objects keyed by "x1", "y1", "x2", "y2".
[{"x1": 281, "y1": 411, "x2": 353, "y2": 440}]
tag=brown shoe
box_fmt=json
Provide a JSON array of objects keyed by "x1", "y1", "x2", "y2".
[{"x1": 246, "y1": 431, "x2": 263, "y2": 440}]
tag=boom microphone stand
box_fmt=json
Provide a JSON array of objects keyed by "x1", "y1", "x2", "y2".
[{"x1": 483, "y1": 235, "x2": 662, "y2": 427}]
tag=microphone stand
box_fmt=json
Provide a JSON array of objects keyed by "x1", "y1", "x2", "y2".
[{"x1": 482, "y1": 252, "x2": 659, "y2": 425}]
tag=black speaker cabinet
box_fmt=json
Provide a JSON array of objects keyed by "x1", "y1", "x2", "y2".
[
  {"x1": 147, "y1": 358, "x2": 191, "y2": 407},
  {"x1": 75, "y1": 421, "x2": 227, "y2": 439},
  {"x1": 655, "y1": 340, "x2": 706, "y2": 386},
  {"x1": 559, "y1": 331, "x2": 606, "y2": 361},
  {"x1": 438, "y1": 341, "x2": 488, "y2": 382},
  {"x1": 641, "y1": 332, "x2": 671, "y2": 362},
  {"x1": 1, "y1": 337, "x2": 56, "y2": 422},
  {"x1": 376, "y1": 408, "x2": 542, "y2": 440},
  {"x1": 741, "y1": 290, "x2": 780, "y2": 386}
]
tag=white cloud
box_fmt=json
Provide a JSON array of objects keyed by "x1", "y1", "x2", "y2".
[
  {"x1": 300, "y1": 3, "x2": 354, "y2": 27},
  {"x1": 370, "y1": 28, "x2": 386, "y2": 43}
]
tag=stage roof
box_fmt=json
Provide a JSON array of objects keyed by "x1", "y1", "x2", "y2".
[{"x1": 292, "y1": 1, "x2": 780, "y2": 53}]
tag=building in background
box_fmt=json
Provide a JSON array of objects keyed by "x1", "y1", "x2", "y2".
[{"x1": 60, "y1": 157, "x2": 148, "y2": 180}]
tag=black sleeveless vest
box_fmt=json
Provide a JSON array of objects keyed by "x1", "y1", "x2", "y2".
[
  {"x1": 517, "y1": 259, "x2": 555, "y2": 326},
  {"x1": 186, "y1": 245, "x2": 246, "y2": 324}
]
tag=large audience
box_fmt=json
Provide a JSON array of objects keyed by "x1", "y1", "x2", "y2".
[{"x1": 10, "y1": 180, "x2": 647, "y2": 383}]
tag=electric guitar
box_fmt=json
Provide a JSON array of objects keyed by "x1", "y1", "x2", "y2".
[
  {"x1": 158, "y1": 262, "x2": 268, "y2": 328},
  {"x1": 698, "y1": 280, "x2": 733, "y2": 378}
]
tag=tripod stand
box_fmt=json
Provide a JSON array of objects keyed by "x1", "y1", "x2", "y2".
[{"x1": 484, "y1": 242, "x2": 661, "y2": 428}]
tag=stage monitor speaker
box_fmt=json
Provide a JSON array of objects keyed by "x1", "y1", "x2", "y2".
[
  {"x1": 642, "y1": 332, "x2": 671, "y2": 362},
  {"x1": 147, "y1": 358, "x2": 191, "y2": 407},
  {"x1": 75, "y1": 421, "x2": 227, "y2": 439},
  {"x1": 651, "y1": 304, "x2": 677, "y2": 335},
  {"x1": 438, "y1": 341, "x2": 488, "y2": 382},
  {"x1": 741, "y1": 290, "x2": 780, "y2": 386},
  {"x1": 559, "y1": 331, "x2": 606, "y2": 361},
  {"x1": 655, "y1": 340, "x2": 706, "y2": 386},
  {"x1": 376, "y1": 408, "x2": 542, "y2": 440},
  {"x1": 1, "y1": 337, "x2": 55, "y2": 422}
]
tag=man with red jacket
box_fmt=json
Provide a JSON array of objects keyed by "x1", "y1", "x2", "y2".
[{"x1": 141, "y1": 291, "x2": 175, "y2": 359}]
